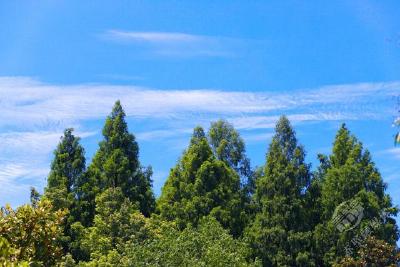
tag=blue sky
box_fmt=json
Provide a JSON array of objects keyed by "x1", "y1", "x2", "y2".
[{"x1": 0, "y1": 0, "x2": 399, "y2": 226}]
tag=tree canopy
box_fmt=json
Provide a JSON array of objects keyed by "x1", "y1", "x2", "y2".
[
  {"x1": 157, "y1": 126, "x2": 246, "y2": 236},
  {"x1": 87, "y1": 101, "x2": 155, "y2": 219},
  {"x1": 1, "y1": 103, "x2": 398, "y2": 267},
  {"x1": 245, "y1": 116, "x2": 313, "y2": 266}
]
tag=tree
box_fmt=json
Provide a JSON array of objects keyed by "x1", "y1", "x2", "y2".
[
  {"x1": 30, "y1": 187, "x2": 41, "y2": 207},
  {"x1": 0, "y1": 200, "x2": 66, "y2": 266},
  {"x1": 43, "y1": 128, "x2": 87, "y2": 260},
  {"x1": 0, "y1": 237, "x2": 29, "y2": 266},
  {"x1": 123, "y1": 216, "x2": 261, "y2": 267},
  {"x1": 334, "y1": 236, "x2": 400, "y2": 267},
  {"x1": 81, "y1": 187, "x2": 154, "y2": 262},
  {"x1": 157, "y1": 126, "x2": 246, "y2": 236},
  {"x1": 313, "y1": 124, "x2": 399, "y2": 265},
  {"x1": 87, "y1": 100, "x2": 155, "y2": 218},
  {"x1": 304, "y1": 154, "x2": 329, "y2": 232},
  {"x1": 208, "y1": 119, "x2": 256, "y2": 230},
  {"x1": 44, "y1": 128, "x2": 86, "y2": 215},
  {"x1": 208, "y1": 120, "x2": 252, "y2": 186},
  {"x1": 245, "y1": 116, "x2": 312, "y2": 266}
]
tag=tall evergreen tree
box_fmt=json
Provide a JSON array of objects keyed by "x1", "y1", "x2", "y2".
[
  {"x1": 44, "y1": 129, "x2": 86, "y2": 254},
  {"x1": 157, "y1": 126, "x2": 245, "y2": 236},
  {"x1": 303, "y1": 154, "x2": 330, "y2": 237},
  {"x1": 208, "y1": 119, "x2": 256, "y2": 228},
  {"x1": 87, "y1": 101, "x2": 155, "y2": 218},
  {"x1": 245, "y1": 116, "x2": 312, "y2": 266},
  {"x1": 313, "y1": 124, "x2": 399, "y2": 265},
  {"x1": 44, "y1": 128, "x2": 86, "y2": 214},
  {"x1": 208, "y1": 120, "x2": 252, "y2": 183}
]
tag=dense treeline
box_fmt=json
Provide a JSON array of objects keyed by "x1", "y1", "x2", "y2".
[{"x1": 1, "y1": 101, "x2": 399, "y2": 266}]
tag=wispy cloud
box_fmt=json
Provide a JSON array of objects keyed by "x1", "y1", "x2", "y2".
[
  {"x1": 228, "y1": 112, "x2": 359, "y2": 130},
  {"x1": 104, "y1": 30, "x2": 205, "y2": 43},
  {"x1": 102, "y1": 30, "x2": 238, "y2": 57},
  {"x1": 383, "y1": 147, "x2": 400, "y2": 159},
  {"x1": 0, "y1": 129, "x2": 96, "y2": 206},
  {"x1": 136, "y1": 128, "x2": 192, "y2": 141},
  {"x1": 242, "y1": 132, "x2": 274, "y2": 143},
  {"x1": 0, "y1": 76, "x2": 399, "y2": 206},
  {"x1": 1, "y1": 77, "x2": 397, "y2": 129}
]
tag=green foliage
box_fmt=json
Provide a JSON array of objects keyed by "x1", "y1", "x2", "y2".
[
  {"x1": 157, "y1": 126, "x2": 245, "y2": 236},
  {"x1": 30, "y1": 187, "x2": 41, "y2": 207},
  {"x1": 123, "y1": 216, "x2": 260, "y2": 267},
  {"x1": 334, "y1": 236, "x2": 400, "y2": 267},
  {"x1": 245, "y1": 116, "x2": 313, "y2": 266},
  {"x1": 59, "y1": 253, "x2": 77, "y2": 267},
  {"x1": 44, "y1": 128, "x2": 86, "y2": 214},
  {"x1": 208, "y1": 119, "x2": 252, "y2": 182},
  {"x1": 208, "y1": 120, "x2": 256, "y2": 228},
  {"x1": 43, "y1": 128, "x2": 88, "y2": 260},
  {"x1": 2, "y1": 107, "x2": 399, "y2": 267},
  {"x1": 81, "y1": 187, "x2": 154, "y2": 261},
  {"x1": 80, "y1": 211, "x2": 171, "y2": 266},
  {"x1": 87, "y1": 101, "x2": 155, "y2": 219},
  {"x1": 314, "y1": 124, "x2": 399, "y2": 265},
  {"x1": 304, "y1": 154, "x2": 328, "y2": 229},
  {"x1": 0, "y1": 200, "x2": 66, "y2": 266},
  {"x1": 0, "y1": 237, "x2": 29, "y2": 266}
]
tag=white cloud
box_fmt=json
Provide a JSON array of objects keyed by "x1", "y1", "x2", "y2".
[
  {"x1": 0, "y1": 130, "x2": 96, "y2": 156},
  {"x1": 0, "y1": 129, "x2": 96, "y2": 206},
  {"x1": 1, "y1": 76, "x2": 399, "y2": 206},
  {"x1": 1, "y1": 77, "x2": 397, "y2": 130},
  {"x1": 383, "y1": 147, "x2": 400, "y2": 159},
  {"x1": 104, "y1": 30, "x2": 206, "y2": 43},
  {"x1": 242, "y1": 132, "x2": 274, "y2": 143},
  {"x1": 228, "y1": 112, "x2": 361, "y2": 130},
  {"x1": 136, "y1": 128, "x2": 192, "y2": 141},
  {"x1": 102, "y1": 30, "x2": 236, "y2": 57},
  {"x1": 0, "y1": 160, "x2": 50, "y2": 207}
]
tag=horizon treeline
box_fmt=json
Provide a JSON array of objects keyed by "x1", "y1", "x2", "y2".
[{"x1": 1, "y1": 101, "x2": 399, "y2": 267}]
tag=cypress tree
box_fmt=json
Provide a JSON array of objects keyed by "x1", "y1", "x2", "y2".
[
  {"x1": 157, "y1": 126, "x2": 245, "y2": 236},
  {"x1": 45, "y1": 128, "x2": 85, "y2": 213},
  {"x1": 313, "y1": 124, "x2": 399, "y2": 265},
  {"x1": 208, "y1": 119, "x2": 255, "y2": 228},
  {"x1": 245, "y1": 116, "x2": 312, "y2": 266},
  {"x1": 208, "y1": 120, "x2": 252, "y2": 183},
  {"x1": 44, "y1": 128, "x2": 86, "y2": 253},
  {"x1": 87, "y1": 101, "x2": 155, "y2": 217}
]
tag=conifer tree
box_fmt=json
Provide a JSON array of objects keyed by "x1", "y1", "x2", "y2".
[
  {"x1": 208, "y1": 119, "x2": 256, "y2": 228},
  {"x1": 44, "y1": 128, "x2": 85, "y2": 214},
  {"x1": 313, "y1": 124, "x2": 399, "y2": 265},
  {"x1": 245, "y1": 116, "x2": 312, "y2": 266},
  {"x1": 208, "y1": 120, "x2": 252, "y2": 183},
  {"x1": 87, "y1": 101, "x2": 155, "y2": 218},
  {"x1": 157, "y1": 126, "x2": 245, "y2": 236},
  {"x1": 303, "y1": 154, "x2": 329, "y2": 236},
  {"x1": 44, "y1": 128, "x2": 86, "y2": 255},
  {"x1": 81, "y1": 187, "x2": 153, "y2": 263}
]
